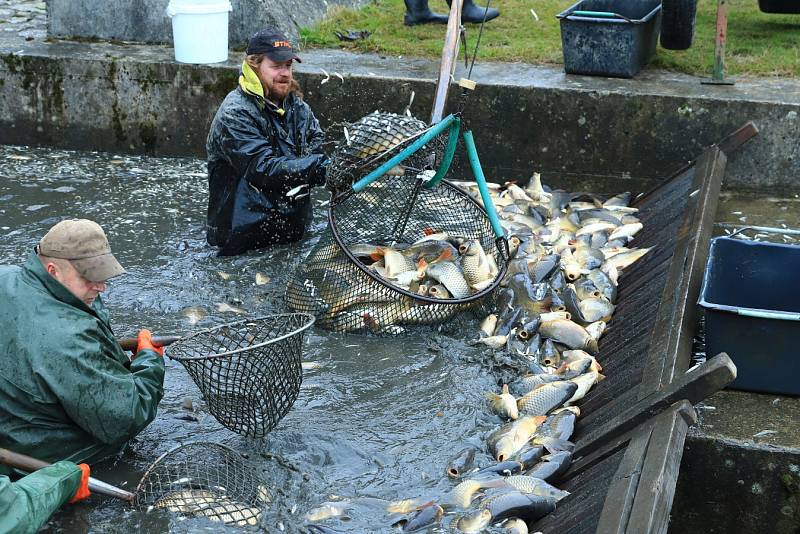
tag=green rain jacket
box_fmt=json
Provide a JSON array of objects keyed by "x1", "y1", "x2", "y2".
[
  {"x1": 0, "y1": 461, "x2": 81, "y2": 534},
  {"x1": 0, "y1": 251, "x2": 165, "y2": 470}
]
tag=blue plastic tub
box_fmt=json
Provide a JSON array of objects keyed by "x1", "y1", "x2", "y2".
[
  {"x1": 557, "y1": 0, "x2": 662, "y2": 78},
  {"x1": 698, "y1": 236, "x2": 800, "y2": 396}
]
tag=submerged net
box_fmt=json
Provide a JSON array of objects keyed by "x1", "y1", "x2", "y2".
[
  {"x1": 288, "y1": 112, "x2": 508, "y2": 335},
  {"x1": 166, "y1": 314, "x2": 314, "y2": 437},
  {"x1": 135, "y1": 442, "x2": 268, "y2": 527}
]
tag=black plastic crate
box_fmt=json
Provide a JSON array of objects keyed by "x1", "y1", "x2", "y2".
[
  {"x1": 759, "y1": 0, "x2": 800, "y2": 14},
  {"x1": 698, "y1": 236, "x2": 800, "y2": 396},
  {"x1": 557, "y1": 0, "x2": 662, "y2": 78}
]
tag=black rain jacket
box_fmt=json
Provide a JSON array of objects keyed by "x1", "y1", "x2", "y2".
[{"x1": 206, "y1": 68, "x2": 328, "y2": 256}]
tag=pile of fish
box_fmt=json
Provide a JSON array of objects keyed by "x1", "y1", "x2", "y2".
[
  {"x1": 350, "y1": 235, "x2": 500, "y2": 297},
  {"x1": 301, "y1": 175, "x2": 651, "y2": 532},
  {"x1": 288, "y1": 233, "x2": 502, "y2": 335}
]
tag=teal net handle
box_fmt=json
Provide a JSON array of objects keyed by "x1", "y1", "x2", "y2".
[
  {"x1": 463, "y1": 130, "x2": 504, "y2": 239},
  {"x1": 352, "y1": 114, "x2": 458, "y2": 193},
  {"x1": 422, "y1": 116, "x2": 461, "y2": 189},
  {"x1": 573, "y1": 10, "x2": 618, "y2": 17}
]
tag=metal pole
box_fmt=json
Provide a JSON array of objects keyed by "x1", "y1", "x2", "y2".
[{"x1": 702, "y1": 0, "x2": 735, "y2": 85}]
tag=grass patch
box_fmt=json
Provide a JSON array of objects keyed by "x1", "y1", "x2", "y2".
[{"x1": 301, "y1": 0, "x2": 800, "y2": 76}]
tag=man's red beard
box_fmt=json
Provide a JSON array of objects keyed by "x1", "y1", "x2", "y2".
[{"x1": 268, "y1": 78, "x2": 291, "y2": 101}]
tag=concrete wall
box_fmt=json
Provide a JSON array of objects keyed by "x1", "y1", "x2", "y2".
[
  {"x1": 1, "y1": 37, "x2": 798, "y2": 193},
  {"x1": 46, "y1": 0, "x2": 369, "y2": 45},
  {"x1": 670, "y1": 433, "x2": 800, "y2": 534}
]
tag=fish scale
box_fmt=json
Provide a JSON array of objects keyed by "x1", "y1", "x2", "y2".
[
  {"x1": 504, "y1": 475, "x2": 570, "y2": 501},
  {"x1": 426, "y1": 261, "x2": 470, "y2": 299},
  {"x1": 517, "y1": 381, "x2": 578, "y2": 416}
]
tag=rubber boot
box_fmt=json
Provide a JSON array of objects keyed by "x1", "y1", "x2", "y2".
[
  {"x1": 448, "y1": 0, "x2": 500, "y2": 23},
  {"x1": 404, "y1": 0, "x2": 449, "y2": 25}
]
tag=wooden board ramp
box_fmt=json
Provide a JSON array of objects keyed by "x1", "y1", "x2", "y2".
[{"x1": 529, "y1": 122, "x2": 757, "y2": 533}]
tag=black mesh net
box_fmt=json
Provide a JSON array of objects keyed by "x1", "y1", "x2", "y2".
[
  {"x1": 326, "y1": 111, "x2": 430, "y2": 192},
  {"x1": 134, "y1": 442, "x2": 268, "y2": 527},
  {"x1": 166, "y1": 314, "x2": 314, "y2": 437},
  {"x1": 288, "y1": 113, "x2": 508, "y2": 335}
]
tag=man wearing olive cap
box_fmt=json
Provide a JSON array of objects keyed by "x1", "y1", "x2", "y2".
[
  {"x1": 206, "y1": 28, "x2": 330, "y2": 256},
  {"x1": 0, "y1": 219, "x2": 165, "y2": 473}
]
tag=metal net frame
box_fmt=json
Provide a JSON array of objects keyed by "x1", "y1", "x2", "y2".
[
  {"x1": 134, "y1": 442, "x2": 268, "y2": 527},
  {"x1": 166, "y1": 314, "x2": 314, "y2": 437},
  {"x1": 288, "y1": 113, "x2": 509, "y2": 335}
]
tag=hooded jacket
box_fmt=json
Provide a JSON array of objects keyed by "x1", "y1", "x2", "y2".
[
  {"x1": 0, "y1": 252, "x2": 165, "y2": 470},
  {"x1": 206, "y1": 62, "x2": 328, "y2": 256}
]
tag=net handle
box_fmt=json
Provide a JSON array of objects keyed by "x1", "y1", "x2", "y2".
[
  {"x1": 422, "y1": 117, "x2": 461, "y2": 190},
  {"x1": 351, "y1": 114, "x2": 458, "y2": 193},
  {"x1": 463, "y1": 130, "x2": 505, "y2": 239}
]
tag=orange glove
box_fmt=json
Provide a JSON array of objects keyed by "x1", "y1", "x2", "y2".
[
  {"x1": 136, "y1": 329, "x2": 164, "y2": 357},
  {"x1": 69, "y1": 463, "x2": 91, "y2": 503}
]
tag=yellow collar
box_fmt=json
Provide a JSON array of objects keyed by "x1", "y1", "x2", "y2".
[{"x1": 239, "y1": 61, "x2": 286, "y2": 116}]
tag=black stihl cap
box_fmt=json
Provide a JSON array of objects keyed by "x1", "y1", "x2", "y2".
[{"x1": 246, "y1": 28, "x2": 302, "y2": 62}]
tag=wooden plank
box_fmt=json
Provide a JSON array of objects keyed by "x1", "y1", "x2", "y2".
[
  {"x1": 594, "y1": 425, "x2": 653, "y2": 534},
  {"x1": 626, "y1": 400, "x2": 698, "y2": 534},
  {"x1": 592, "y1": 401, "x2": 697, "y2": 534},
  {"x1": 430, "y1": 0, "x2": 463, "y2": 124},
  {"x1": 716, "y1": 121, "x2": 759, "y2": 155},
  {"x1": 573, "y1": 353, "x2": 735, "y2": 461},
  {"x1": 637, "y1": 147, "x2": 727, "y2": 398}
]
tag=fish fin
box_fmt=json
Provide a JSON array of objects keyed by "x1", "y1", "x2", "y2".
[
  {"x1": 501, "y1": 384, "x2": 510, "y2": 394},
  {"x1": 417, "y1": 257, "x2": 428, "y2": 271},
  {"x1": 597, "y1": 373, "x2": 607, "y2": 381},
  {"x1": 535, "y1": 437, "x2": 575, "y2": 453},
  {"x1": 423, "y1": 227, "x2": 436, "y2": 236},
  {"x1": 433, "y1": 248, "x2": 453, "y2": 263},
  {"x1": 485, "y1": 392, "x2": 500, "y2": 401},
  {"x1": 371, "y1": 247, "x2": 387, "y2": 262}
]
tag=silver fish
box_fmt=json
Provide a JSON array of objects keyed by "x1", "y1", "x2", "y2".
[
  {"x1": 426, "y1": 261, "x2": 470, "y2": 298},
  {"x1": 517, "y1": 381, "x2": 579, "y2": 416},
  {"x1": 153, "y1": 489, "x2": 261, "y2": 526}
]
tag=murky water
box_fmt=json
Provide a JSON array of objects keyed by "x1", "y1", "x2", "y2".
[
  {"x1": 2, "y1": 144, "x2": 798, "y2": 534},
  {"x1": 0, "y1": 145, "x2": 514, "y2": 534}
]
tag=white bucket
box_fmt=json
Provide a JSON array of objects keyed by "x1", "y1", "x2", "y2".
[{"x1": 166, "y1": 0, "x2": 232, "y2": 64}]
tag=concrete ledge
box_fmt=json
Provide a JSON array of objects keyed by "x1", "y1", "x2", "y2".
[
  {"x1": 671, "y1": 434, "x2": 800, "y2": 534},
  {"x1": 670, "y1": 389, "x2": 800, "y2": 533},
  {"x1": 1, "y1": 34, "x2": 798, "y2": 192}
]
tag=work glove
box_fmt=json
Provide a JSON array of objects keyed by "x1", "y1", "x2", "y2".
[
  {"x1": 135, "y1": 329, "x2": 164, "y2": 357},
  {"x1": 69, "y1": 463, "x2": 91, "y2": 503}
]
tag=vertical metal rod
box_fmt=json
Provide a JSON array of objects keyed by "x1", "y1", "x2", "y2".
[
  {"x1": 390, "y1": 179, "x2": 424, "y2": 242},
  {"x1": 712, "y1": 0, "x2": 728, "y2": 82},
  {"x1": 463, "y1": 130, "x2": 504, "y2": 239}
]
